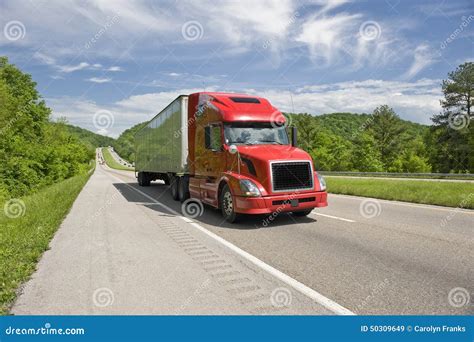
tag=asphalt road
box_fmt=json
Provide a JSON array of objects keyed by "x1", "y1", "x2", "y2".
[{"x1": 13, "y1": 160, "x2": 474, "y2": 315}]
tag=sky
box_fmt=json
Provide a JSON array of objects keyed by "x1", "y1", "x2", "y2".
[{"x1": 1, "y1": 0, "x2": 473, "y2": 137}]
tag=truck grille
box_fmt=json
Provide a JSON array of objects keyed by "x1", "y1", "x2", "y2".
[{"x1": 271, "y1": 161, "x2": 313, "y2": 192}]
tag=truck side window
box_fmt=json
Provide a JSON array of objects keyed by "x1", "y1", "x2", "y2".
[{"x1": 205, "y1": 125, "x2": 222, "y2": 151}]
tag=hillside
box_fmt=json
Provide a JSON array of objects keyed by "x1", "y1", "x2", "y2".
[
  {"x1": 308, "y1": 112, "x2": 428, "y2": 140},
  {"x1": 60, "y1": 123, "x2": 116, "y2": 151},
  {"x1": 112, "y1": 122, "x2": 147, "y2": 162}
]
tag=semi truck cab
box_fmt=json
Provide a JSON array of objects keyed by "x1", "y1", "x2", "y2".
[
  {"x1": 187, "y1": 92, "x2": 327, "y2": 222},
  {"x1": 135, "y1": 92, "x2": 327, "y2": 223}
]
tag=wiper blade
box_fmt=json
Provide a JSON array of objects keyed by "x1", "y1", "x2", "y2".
[{"x1": 257, "y1": 140, "x2": 283, "y2": 145}]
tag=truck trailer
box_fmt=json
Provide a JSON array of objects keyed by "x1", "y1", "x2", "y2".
[{"x1": 134, "y1": 92, "x2": 327, "y2": 223}]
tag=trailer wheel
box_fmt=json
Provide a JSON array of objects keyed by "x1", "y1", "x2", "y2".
[
  {"x1": 178, "y1": 176, "x2": 190, "y2": 202},
  {"x1": 138, "y1": 172, "x2": 150, "y2": 186},
  {"x1": 292, "y1": 209, "x2": 312, "y2": 217},
  {"x1": 220, "y1": 184, "x2": 240, "y2": 223},
  {"x1": 170, "y1": 176, "x2": 180, "y2": 201}
]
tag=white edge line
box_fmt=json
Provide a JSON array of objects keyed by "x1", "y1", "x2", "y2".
[
  {"x1": 311, "y1": 213, "x2": 355, "y2": 223},
  {"x1": 107, "y1": 172, "x2": 355, "y2": 316}
]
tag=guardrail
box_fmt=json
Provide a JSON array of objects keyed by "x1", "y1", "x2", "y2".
[{"x1": 318, "y1": 171, "x2": 474, "y2": 180}]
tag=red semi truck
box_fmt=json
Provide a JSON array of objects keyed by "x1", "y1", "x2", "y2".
[{"x1": 134, "y1": 92, "x2": 327, "y2": 222}]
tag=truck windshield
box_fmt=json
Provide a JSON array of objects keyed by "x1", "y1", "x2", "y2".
[{"x1": 224, "y1": 122, "x2": 289, "y2": 145}]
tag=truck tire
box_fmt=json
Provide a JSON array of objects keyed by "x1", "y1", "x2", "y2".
[
  {"x1": 178, "y1": 176, "x2": 190, "y2": 202},
  {"x1": 292, "y1": 209, "x2": 312, "y2": 217},
  {"x1": 170, "y1": 176, "x2": 180, "y2": 201},
  {"x1": 220, "y1": 184, "x2": 240, "y2": 223},
  {"x1": 138, "y1": 172, "x2": 150, "y2": 186}
]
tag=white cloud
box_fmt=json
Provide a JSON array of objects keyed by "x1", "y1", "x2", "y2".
[
  {"x1": 33, "y1": 52, "x2": 56, "y2": 66},
  {"x1": 296, "y1": 13, "x2": 362, "y2": 65},
  {"x1": 3, "y1": 0, "x2": 435, "y2": 74},
  {"x1": 107, "y1": 66, "x2": 123, "y2": 72},
  {"x1": 57, "y1": 62, "x2": 91, "y2": 73},
  {"x1": 402, "y1": 44, "x2": 437, "y2": 80},
  {"x1": 46, "y1": 79, "x2": 442, "y2": 137},
  {"x1": 87, "y1": 77, "x2": 112, "y2": 83}
]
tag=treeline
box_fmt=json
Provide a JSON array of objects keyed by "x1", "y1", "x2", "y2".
[
  {"x1": 0, "y1": 57, "x2": 94, "y2": 200},
  {"x1": 291, "y1": 62, "x2": 474, "y2": 174},
  {"x1": 290, "y1": 109, "x2": 432, "y2": 173},
  {"x1": 112, "y1": 122, "x2": 147, "y2": 163}
]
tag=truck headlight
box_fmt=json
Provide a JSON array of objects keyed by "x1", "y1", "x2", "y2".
[
  {"x1": 239, "y1": 180, "x2": 261, "y2": 197},
  {"x1": 317, "y1": 174, "x2": 326, "y2": 191}
]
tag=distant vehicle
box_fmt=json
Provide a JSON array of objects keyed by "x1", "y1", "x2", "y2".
[{"x1": 134, "y1": 92, "x2": 327, "y2": 222}]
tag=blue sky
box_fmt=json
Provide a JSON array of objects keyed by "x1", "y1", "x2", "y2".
[{"x1": 1, "y1": 0, "x2": 473, "y2": 137}]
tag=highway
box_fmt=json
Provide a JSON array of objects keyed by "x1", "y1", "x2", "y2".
[{"x1": 13, "y1": 158, "x2": 474, "y2": 315}]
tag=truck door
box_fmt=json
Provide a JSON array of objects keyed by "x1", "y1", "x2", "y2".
[{"x1": 199, "y1": 123, "x2": 224, "y2": 205}]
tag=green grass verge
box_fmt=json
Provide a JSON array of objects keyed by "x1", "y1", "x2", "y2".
[
  {"x1": 326, "y1": 177, "x2": 474, "y2": 209},
  {"x1": 101, "y1": 147, "x2": 134, "y2": 171},
  {"x1": 0, "y1": 172, "x2": 92, "y2": 315}
]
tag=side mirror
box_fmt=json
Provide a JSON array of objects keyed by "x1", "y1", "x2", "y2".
[{"x1": 291, "y1": 126, "x2": 297, "y2": 147}]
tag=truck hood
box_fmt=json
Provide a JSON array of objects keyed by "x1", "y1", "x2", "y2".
[{"x1": 236, "y1": 144, "x2": 312, "y2": 162}]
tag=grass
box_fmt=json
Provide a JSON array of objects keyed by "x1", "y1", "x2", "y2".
[
  {"x1": 326, "y1": 177, "x2": 474, "y2": 209},
  {"x1": 101, "y1": 147, "x2": 134, "y2": 171},
  {"x1": 0, "y1": 171, "x2": 92, "y2": 315}
]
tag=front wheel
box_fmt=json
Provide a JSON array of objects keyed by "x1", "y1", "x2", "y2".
[
  {"x1": 292, "y1": 209, "x2": 313, "y2": 217},
  {"x1": 220, "y1": 184, "x2": 240, "y2": 223}
]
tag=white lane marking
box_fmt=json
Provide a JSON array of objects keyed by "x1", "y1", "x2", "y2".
[
  {"x1": 311, "y1": 212, "x2": 355, "y2": 223},
  {"x1": 106, "y1": 172, "x2": 355, "y2": 315},
  {"x1": 330, "y1": 194, "x2": 474, "y2": 214}
]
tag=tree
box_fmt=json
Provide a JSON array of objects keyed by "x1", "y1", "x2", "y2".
[
  {"x1": 367, "y1": 105, "x2": 405, "y2": 170},
  {"x1": 0, "y1": 56, "x2": 92, "y2": 199},
  {"x1": 350, "y1": 133, "x2": 384, "y2": 172},
  {"x1": 431, "y1": 62, "x2": 474, "y2": 172}
]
